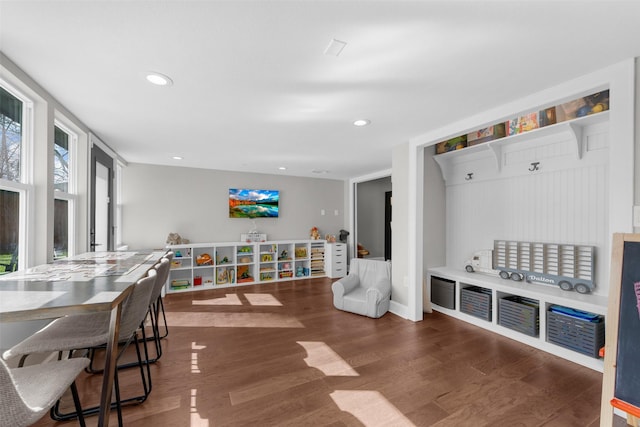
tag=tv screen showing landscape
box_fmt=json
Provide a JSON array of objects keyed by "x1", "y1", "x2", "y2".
[{"x1": 229, "y1": 189, "x2": 279, "y2": 218}]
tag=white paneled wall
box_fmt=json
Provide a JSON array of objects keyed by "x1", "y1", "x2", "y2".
[{"x1": 445, "y1": 122, "x2": 610, "y2": 296}]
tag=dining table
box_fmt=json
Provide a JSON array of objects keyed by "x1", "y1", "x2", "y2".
[{"x1": 0, "y1": 249, "x2": 168, "y2": 427}]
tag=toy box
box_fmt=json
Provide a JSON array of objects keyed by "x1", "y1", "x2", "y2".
[
  {"x1": 506, "y1": 113, "x2": 539, "y2": 136},
  {"x1": 431, "y1": 276, "x2": 455, "y2": 309},
  {"x1": 538, "y1": 106, "x2": 557, "y2": 127},
  {"x1": 498, "y1": 295, "x2": 539, "y2": 337},
  {"x1": 466, "y1": 123, "x2": 506, "y2": 147},
  {"x1": 460, "y1": 286, "x2": 492, "y2": 321},
  {"x1": 555, "y1": 89, "x2": 609, "y2": 122},
  {"x1": 435, "y1": 135, "x2": 467, "y2": 154},
  {"x1": 547, "y1": 307, "x2": 605, "y2": 358}
]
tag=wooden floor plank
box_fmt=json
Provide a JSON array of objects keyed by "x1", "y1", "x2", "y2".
[{"x1": 30, "y1": 277, "x2": 606, "y2": 427}]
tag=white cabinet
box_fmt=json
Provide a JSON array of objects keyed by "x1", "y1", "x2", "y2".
[
  {"x1": 428, "y1": 267, "x2": 607, "y2": 372},
  {"x1": 325, "y1": 243, "x2": 346, "y2": 278},
  {"x1": 167, "y1": 240, "x2": 325, "y2": 293}
]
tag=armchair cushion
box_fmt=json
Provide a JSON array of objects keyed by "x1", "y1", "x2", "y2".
[{"x1": 331, "y1": 259, "x2": 391, "y2": 318}]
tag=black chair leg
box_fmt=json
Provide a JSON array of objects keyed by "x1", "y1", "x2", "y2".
[
  {"x1": 69, "y1": 381, "x2": 86, "y2": 427},
  {"x1": 158, "y1": 297, "x2": 169, "y2": 339}
]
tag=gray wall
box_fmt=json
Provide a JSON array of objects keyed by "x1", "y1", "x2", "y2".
[
  {"x1": 121, "y1": 163, "x2": 346, "y2": 249},
  {"x1": 356, "y1": 176, "x2": 392, "y2": 259}
]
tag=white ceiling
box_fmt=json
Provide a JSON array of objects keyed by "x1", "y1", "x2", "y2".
[{"x1": 1, "y1": 1, "x2": 639, "y2": 180}]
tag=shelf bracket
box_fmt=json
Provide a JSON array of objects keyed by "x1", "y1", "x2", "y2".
[
  {"x1": 488, "y1": 142, "x2": 503, "y2": 172},
  {"x1": 568, "y1": 122, "x2": 584, "y2": 159}
]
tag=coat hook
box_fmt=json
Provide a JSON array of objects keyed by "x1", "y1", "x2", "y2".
[
  {"x1": 529, "y1": 162, "x2": 540, "y2": 172},
  {"x1": 465, "y1": 173, "x2": 473, "y2": 181}
]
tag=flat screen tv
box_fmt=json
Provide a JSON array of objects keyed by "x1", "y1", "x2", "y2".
[{"x1": 229, "y1": 188, "x2": 279, "y2": 218}]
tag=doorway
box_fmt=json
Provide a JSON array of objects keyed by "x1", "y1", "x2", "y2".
[
  {"x1": 385, "y1": 191, "x2": 392, "y2": 260},
  {"x1": 355, "y1": 176, "x2": 392, "y2": 260},
  {"x1": 90, "y1": 144, "x2": 113, "y2": 251}
]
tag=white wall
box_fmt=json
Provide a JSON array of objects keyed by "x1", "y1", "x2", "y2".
[
  {"x1": 121, "y1": 163, "x2": 346, "y2": 249},
  {"x1": 391, "y1": 143, "x2": 409, "y2": 309},
  {"x1": 423, "y1": 148, "x2": 446, "y2": 312},
  {"x1": 443, "y1": 121, "x2": 610, "y2": 296}
]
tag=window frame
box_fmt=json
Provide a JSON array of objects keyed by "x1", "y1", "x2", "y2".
[
  {"x1": 53, "y1": 120, "x2": 77, "y2": 259},
  {"x1": 0, "y1": 79, "x2": 33, "y2": 271}
]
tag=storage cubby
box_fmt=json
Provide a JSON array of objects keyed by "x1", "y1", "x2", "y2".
[
  {"x1": 460, "y1": 285, "x2": 492, "y2": 321},
  {"x1": 498, "y1": 295, "x2": 540, "y2": 337},
  {"x1": 546, "y1": 305, "x2": 605, "y2": 358},
  {"x1": 431, "y1": 276, "x2": 455, "y2": 309},
  {"x1": 216, "y1": 246, "x2": 235, "y2": 266},
  {"x1": 167, "y1": 240, "x2": 324, "y2": 292},
  {"x1": 428, "y1": 267, "x2": 608, "y2": 371},
  {"x1": 423, "y1": 88, "x2": 619, "y2": 372},
  {"x1": 310, "y1": 241, "x2": 325, "y2": 276}
]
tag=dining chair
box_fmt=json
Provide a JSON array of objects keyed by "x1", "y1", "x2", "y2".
[
  {"x1": 97, "y1": 255, "x2": 171, "y2": 369},
  {"x1": 154, "y1": 251, "x2": 173, "y2": 341},
  {"x1": 140, "y1": 254, "x2": 172, "y2": 363},
  {"x1": 2, "y1": 269, "x2": 158, "y2": 426},
  {"x1": 0, "y1": 356, "x2": 89, "y2": 427}
]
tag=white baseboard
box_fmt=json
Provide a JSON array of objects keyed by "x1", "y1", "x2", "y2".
[{"x1": 389, "y1": 300, "x2": 409, "y2": 319}]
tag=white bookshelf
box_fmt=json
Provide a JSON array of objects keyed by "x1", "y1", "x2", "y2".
[{"x1": 166, "y1": 239, "x2": 325, "y2": 293}]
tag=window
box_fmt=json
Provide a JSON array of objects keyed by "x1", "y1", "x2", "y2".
[
  {"x1": 0, "y1": 189, "x2": 19, "y2": 274},
  {"x1": 0, "y1": 85, "x2": 26, "y2": 273},
  {"x1": 116, "y1": 162, "x2": 123, "y2": 249},
  {"x1": 53, "y1": 123, "x2": 75, "y2": 259},
  {"x1": 0, "y1": 86, "x2": 22, "y2": 182},
  {"x1": 54, "y1": 126, "x2": 69, "y2": 192}
]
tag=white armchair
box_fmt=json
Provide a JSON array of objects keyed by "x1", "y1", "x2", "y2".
[{"x1": 331, "y1": 258, "x2": 391, "y2": 318}]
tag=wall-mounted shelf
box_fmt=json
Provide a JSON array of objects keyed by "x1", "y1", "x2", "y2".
[{"x1": 433, "y1": 111, "x2": 609, "y2": 183}]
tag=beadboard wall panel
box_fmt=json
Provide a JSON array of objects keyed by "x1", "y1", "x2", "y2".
[{"x1": 445, "y1": 124, "x2": 610, "y2": 297}]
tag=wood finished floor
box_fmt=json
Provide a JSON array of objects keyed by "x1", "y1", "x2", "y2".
[{"x1": 33, "y1": 277, "x2": 611, "y2": 427}]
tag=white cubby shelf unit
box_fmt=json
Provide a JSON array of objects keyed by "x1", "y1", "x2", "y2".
[
  {"x1": 166, "y1": 240, "x2": 325, "y2": 293},
  {"x1": 428, "y1": 267, "x2": 607, "y2": 371},
  {"x1": 425, "y1": 91, "x2": 619, "y2": 371}
]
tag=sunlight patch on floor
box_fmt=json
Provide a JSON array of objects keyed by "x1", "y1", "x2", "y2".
[
  {"x1": 330, "y1": 390, "x2": 416, "y2": 427},
  {"x1": 192, "y1": 294, "x2": 242, "y2": 305},
  {"x1": 297, "y1": 341, "x2": 359, "y2": 376},
  {"x1": 244, "y1": 293, "x2": 282, "y2": 306},
  {"x1": 166, "y1": 312, "x2": 304, "y2": 328},
  {"x1": 190, "y1": 389, "x2": 209, "y2": 426},
  {"x1": 191, "y1": 342, "x2": 205, "y2": 374}
]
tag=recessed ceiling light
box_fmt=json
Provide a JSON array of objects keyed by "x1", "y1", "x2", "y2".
[
  {"x1": 278, "y1": 166, "x2": 287, "y2": 170},
  {"x1": 324, "y1": 39, "x2": 347, "y2": 57},
  {"x1": 353, "y1": 119, "x2": 370, "y2": 127},
  {"x1": 172, "y1": 156, "x2": 183, "y2": 160},
  {"x1": 146, "y1": 72, "x2": 173, "y2": 86}
]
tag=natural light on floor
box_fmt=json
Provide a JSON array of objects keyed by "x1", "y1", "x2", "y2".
[
  {"x1": 244, "y1": 293, "x2": 283, "y2": 306},
  {"x1": 297, "y1": 341, "x2": 359, "y2": 376},
  {"x1": 191, "y1": 342, "x2": 205, "y2": 374},
  {"x1": 190, "y1": 388, "x2": 209, "y2": 426},
  {"x1": 330, "y1": 390, "x2": 416, "y2": 427},
  {"x1": 166, "y1": 312, "x2": 304, "y2": 328},
  {"x1": 190, "y1": 293, "x2": 283, "y2": 306},
  {"x1": 192, "y1": 294, "x2": 242, "y2": 305}
]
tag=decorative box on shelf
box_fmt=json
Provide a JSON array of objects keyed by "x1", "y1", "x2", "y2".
[
  {"x1": 241, "y1": 233, "x2": 267, "y2": 242},
  {"x1": 435, "y1": 135, "x2": 467, "y2": 154},
  {"x1": 466, "y1": 123, "x2": 506, "y2": 147}
]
